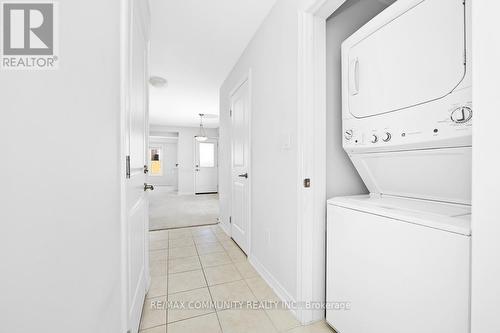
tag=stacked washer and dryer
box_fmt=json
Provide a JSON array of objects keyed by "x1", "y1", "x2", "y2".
[{"x1": 326, "y1": 0, "x2": 472, "y2": 333}]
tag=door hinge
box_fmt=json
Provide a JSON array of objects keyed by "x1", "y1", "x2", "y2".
[
  {"x1": 229, "y1": 216, "x2": 232, "y2": 224},
  {"x1": 126, "y1": 155, "x2": 131, "y2": 179},
  {"x1": 230, "y1": 109, "x2": 232, "y2": 117},
  {"x1": 303, "y1": 178, "x2": 311, "y2": 188}
]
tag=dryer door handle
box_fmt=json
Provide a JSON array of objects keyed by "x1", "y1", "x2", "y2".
[{"x1": 349, "y1": 58, "x2": 360, "y2": 96}]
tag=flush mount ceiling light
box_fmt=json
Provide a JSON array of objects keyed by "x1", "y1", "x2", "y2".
[
  {"x1": 202, "y1": 113, "x2": 219, "y2": 119},
  {"x1": 149, "y1": 76, "x2": 168, "y2": 88},
  {"x1": 195, "y1": 113, "x2": 209, "y2": 142}
]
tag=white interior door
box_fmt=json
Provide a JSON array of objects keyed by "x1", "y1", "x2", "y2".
[
  {"x1": 230, "y1": 79, "x2": 250, "y2": 254},
  {"x1": 148, "y1": 142, "x2": 178, "y2": 188},
  {"x1": 194, "y1": 138, "x2": 218, "y2": 194},
  {"x1": 165, "y1": 142, "x2": 179, "y2": 189},
  {"x1": 125, "y1": 2, "x2": 150, "y2": 332}
]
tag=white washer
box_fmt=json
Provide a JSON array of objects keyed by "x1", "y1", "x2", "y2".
[{"x1": 326, "y1": 195, "x2": 470, "y2": 333}]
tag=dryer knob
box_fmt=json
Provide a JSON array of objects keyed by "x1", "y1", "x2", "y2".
[
  {"x1": 451, "y1": 106, "x2": 473, "y2": 124},
  {"x1": 382, "y1": 132, "x2": 392, "y2": 142},
  {"x1": 371, "y1": 134, "x2": 378, "y2": 143}
]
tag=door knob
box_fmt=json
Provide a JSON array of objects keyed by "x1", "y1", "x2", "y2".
[
  {"x1": 238, "y1": 173, "x2": 248, "y2": 179},
  {"x1": 144, "y1": 183, "x2": 154, "y2": 191}
]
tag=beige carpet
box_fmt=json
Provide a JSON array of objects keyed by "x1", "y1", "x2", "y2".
[{"x1": 149, "y1": 186, "x2": 219, "y2": 230}]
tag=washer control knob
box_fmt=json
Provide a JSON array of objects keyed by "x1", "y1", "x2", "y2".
[
  {"x1": 344, "y1": 129, "x2": 353, "y2": 141},
  {"x1": 382, "y1": 132, "x2": 391, "y2": 142},
  {"x1": 451, "y1": 106, "x2": 473, "y2": 124},
  {"x1": 371, "y1": 134, "x2": 378, "y2": 143}
]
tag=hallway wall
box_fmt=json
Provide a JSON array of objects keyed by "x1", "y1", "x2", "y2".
[
  {"x1": 151, "y1": 125, "x2": 219, "y2": 195},
  {"x1": 471, "y1": 2, "x2": 500, "y2": 332},
  {"x1": 219, "y1": 0, "x2": 313, "y2": 303}
]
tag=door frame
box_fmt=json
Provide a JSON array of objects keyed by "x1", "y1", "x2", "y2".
[
  {"x1": 193, "y1": 137, "x2": 219, "y2": 194},
  {"x1": 296, "y1": 0, "x2": 348, "y2": 325},
  {"x1": 119, "y1": 0, "x2": 151, "y2": 331},
  {"x1": 229, "y1": 68, "x2": 252, "y2": 255}
]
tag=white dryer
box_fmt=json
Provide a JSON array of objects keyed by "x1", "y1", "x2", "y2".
[{"x1": 326, "y1": 0, "x2": 472, "y2": 332}]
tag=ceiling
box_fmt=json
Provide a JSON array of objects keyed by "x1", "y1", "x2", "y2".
[{"x1": 149, "y1": 0, "x2": 278, "y2": 128}]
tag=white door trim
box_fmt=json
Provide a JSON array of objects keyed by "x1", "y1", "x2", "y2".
[
  {"x1": 296, "y1": 0, "x2": 347, "y2": 325},
  {"x1": 229, "y1": 68, "x2": 252, "y2": 256}
]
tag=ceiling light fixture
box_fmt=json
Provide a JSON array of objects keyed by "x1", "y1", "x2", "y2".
[
  {"x1": 149, "y1": 76, "x2": 168, "y2": 88},
  {"x1": 195, "y1": 114, "x2": 209, "y2": 142}
]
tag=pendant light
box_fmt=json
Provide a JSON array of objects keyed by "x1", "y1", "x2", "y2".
[{"x1": 195, "y1": 113, "x2": 209, "y2": 142}]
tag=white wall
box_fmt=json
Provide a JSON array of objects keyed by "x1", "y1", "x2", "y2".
[
  {"x1": 219, "y1": 0, "x2": 393, "y2": 306},
  {"x1": 0, "y1": 1, "x2": 122, "y2": 332},
  {"x1": 471, "y1": 2, "x2": 500, "y2": 333},
  {"x1": 220, "y1": 0, "x2": 313, "y2": 301},
  {"x1": 325, "y1": 0, "x2": 392, "y2": 198},
  {"x1": 150, "y1": 125, "x2": 219, "y2": 195}
]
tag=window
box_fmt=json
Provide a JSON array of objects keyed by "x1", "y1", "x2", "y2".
[
  {"x1": 150, "y1": 147, "x2": 162, "y2": 176},
  {"x1": 199, "y1": 142, "x2": 215, "y2": 167}
]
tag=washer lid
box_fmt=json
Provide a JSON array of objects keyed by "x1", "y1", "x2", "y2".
[{"x1": 328, "y1": 195, "x2": 471, "y2": 236}]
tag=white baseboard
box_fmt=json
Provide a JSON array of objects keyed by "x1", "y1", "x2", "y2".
[
  {"x1": 248, "y1": 255, "x2": 299, "y2": 320},
  {"x1": 219, "y1": 220, "x2": 231, "y2": 236}
]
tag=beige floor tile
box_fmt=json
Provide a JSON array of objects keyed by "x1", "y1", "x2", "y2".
[
  {"x1": 169, "y1": 246, "x2": 197, "y2": 259},
  {"x1": 196, "y1": 241, "x2": 225, "y2": 255},
  {"x1": 287, "y1": 321, "x2": 336, "y2": 333},
  {"x1": 217, "y1": 309, "x2": 277, "y2": 333},
  {"x1": 150, "y1": 239, "x2": 169, "y2": 251},
  {"x1": 168, "y1": 237, "x2": 195, "y2": 249},
  {"x1": 149, "y1": 249, "x2": 168, "y2": 263},
  {"x1": 204, "y1": 264, "x2": 243, "y2": 286},
  {"x1": 215, "y1": 232, "x2": 231, "y2": 241},
  {"x1": 245, "y1": 277, "x2": 279, "y2": 301},
  {"x1": 150, "y1": 260, "x2": 167, "y2": 277},
  {"x1": 209, "y1": 280, "x2": 257, "y2": 310},
  {"x1": 168, "y1": 270, "x2": 207, "y2": 294},
  {"x1": 167, "y1": 287, "x2": 214, "y2": 323},
  {"x1": 234, "y1": 261, "x2": 258, "y2": 279},
  {"x1": 139, "y1": 296, "x2": 167, "y2": 330},
  {"x1": 227, "y1": 249, "x2": 247, "y2": 263},
  {"x1": 167, "y1": 313, "x2": 221, "y2": 333},
  {"x1": 220, "y1": 239, "x2": 240, "y2": 252},
  {"x1": 191, "y1": 227, "x2": 215, "y2": 237},
  {"x1": 147, "y1": 275, "x2": 168, "y2": 298},
  {"x1": 168, "y1": 256, "x2": 201, "y2": 274},
  {"x1": 194, "y1": 234, "x2": 219, "y2": 244},
  {"x1": 149, "y1": 230, "x2": 169, "y2": 242},
  {"x1": 199, "y1": 252, "x2": 232, "y2": 268},
  {"x1": 265, "y1": 307, "x2": 301, "y2": 331},
  {"x1": 139, "y1": 325, "x2": 166, "y2": 333},
  {"x1": 169, "y1": 229, "x2": 193, "y2": 240}
]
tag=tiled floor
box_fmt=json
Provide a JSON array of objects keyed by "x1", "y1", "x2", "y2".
[{"x1": 140, "y1": 224, "x2": 335, "y2": 333}]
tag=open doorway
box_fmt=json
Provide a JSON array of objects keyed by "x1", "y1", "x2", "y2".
[{"x1": 148, "y1": 126, "x2": 220, "y2": 231}]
